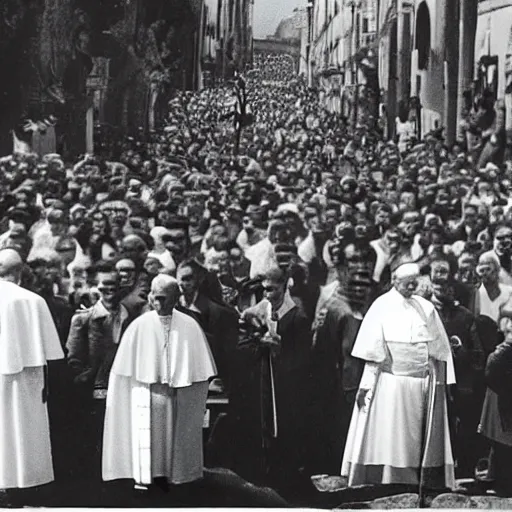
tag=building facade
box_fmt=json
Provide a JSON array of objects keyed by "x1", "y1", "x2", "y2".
[
  {"x1": 475, "y1": 0, "x2": 512, "y2": 139},
  {"x1": 306, "y1": 0, "x2": 512, "y2": 148},
  {"x1": 308, "y1": 0, "x2": 378, "y2": 120},
  {"x1": 203, "y1": 0, "x2": 254, "y2": 82}
]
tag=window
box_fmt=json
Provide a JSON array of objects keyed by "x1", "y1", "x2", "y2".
[{"x1": 415, "y1": 1, "x2": 430, "y2": 70}]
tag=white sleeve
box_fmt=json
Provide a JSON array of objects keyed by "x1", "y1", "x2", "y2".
[{"x1": 359, "y1": 361, "x2": 380, "y2": 390}]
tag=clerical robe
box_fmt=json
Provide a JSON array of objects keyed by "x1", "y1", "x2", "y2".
[
  {"x1": 0, "y1": 280, "x2": 64, "y2": 489},
  {"x1": 341, "y1": 288, "x2": 456, "y2": 489},
  {"x1": 310, "y1": 281, "x2": 364, "y2": 474},
  {"x1": 102, "y1": 310, "x2": 217, "y2": 485},
  {"x1": 231, "y1": 292, "x2": 313, "y2": 490}
]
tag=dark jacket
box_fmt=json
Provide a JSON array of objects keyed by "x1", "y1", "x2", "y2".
[
  {"x1": 44, "y1": 294, "x2": 74, "y2": 349},
  {"x1": 232, "y1": 302, "x2": 313, "y2": 482},
  {"x1": 310, "y1": 284, "x2": 364, "y2": 473},
  {"x1": 437, "y1": 301, "x2": 485, "y2": 395},
  {"x1": 182, "y1": 293, "x2": 239, "y2": 392},
  {"x1": 485, "y1": 340, "x2": 512, "y2": 432},
  {"x1": 66, "y1": 300, "x2": 139, "y2": 393}
]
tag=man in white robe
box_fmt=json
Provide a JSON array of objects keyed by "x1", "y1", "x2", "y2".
[
  {"x1": 0, "y1": 249, "x2": 64, "y2": 489},
  {"x1": 341, "y1": 263, "x2": 456, "y2": 491},
  {"x1": 102, "y1": 274, "x2": 217, "y2": 488}
]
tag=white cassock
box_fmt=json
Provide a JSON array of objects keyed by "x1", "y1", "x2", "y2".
[
  {"x1": 102, "y1": 310, "x2": 217, "y2": 485},
  {"x1": 341, "y1": 288, "x2": 456, "y2": 489},
  {"x1": 0, "y1": 280, "x2": 64, "y2": 489}
]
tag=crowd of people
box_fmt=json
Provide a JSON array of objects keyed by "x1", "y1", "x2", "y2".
[
  {"x1": 252, "y1": 52, "x2": 297, "y2": 83},
  {"x1": 1, "y1": 54, "x2": 512, "y2": 504}
]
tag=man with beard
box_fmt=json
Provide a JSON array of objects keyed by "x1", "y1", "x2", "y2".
[
  {"x1": 310, "y1": 240, "x2": 373, "y2": 475},
  {"x1": 66, "y1": 261, "x2": 141, "y2": 479},
  {"x1": 428, "y1": 256, "x2": 485, "y2": 477}
]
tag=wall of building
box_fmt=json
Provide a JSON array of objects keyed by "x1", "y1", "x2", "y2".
[
  {"x1": 409, "y1": 0, "x2": 445, "y2": 136},
  {"x1": 476, "y1": 0, "x2": 512, "y2": 100}
]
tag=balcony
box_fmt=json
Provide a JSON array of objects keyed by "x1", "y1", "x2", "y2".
[{"x1": 360, "y1": 31, "x2": 377, "y2": 47}]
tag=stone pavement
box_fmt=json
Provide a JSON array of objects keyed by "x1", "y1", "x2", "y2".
[
  {"x1": 309, "y1": 476, "x2": 512, "y2": 509},
  {"x1": 2, "y1": 472, "x2": 512, "y2": 508}
]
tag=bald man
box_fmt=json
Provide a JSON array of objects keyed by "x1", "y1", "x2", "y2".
[
  {"x1": 0, "y1": 249, "x2": 64, "y2": 489},
  {"x1": 102, "y1": 275, "x2": 217, "y2": 489},
  {"x1": 341, "y1": 263, "x2": 456, "y2": 491}
]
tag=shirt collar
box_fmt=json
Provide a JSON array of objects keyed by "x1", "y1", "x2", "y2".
[
  {"x1": 269, "y1": 289, "x2": 296, "y2": 321},
  {"x1": 180, "y1": 291, "x2": 199, "y2": 309},
  {"x1": 93, "y1": 300, "x2": 127, "y2": 319}
]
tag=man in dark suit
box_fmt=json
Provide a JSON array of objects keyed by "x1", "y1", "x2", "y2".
[
  {"x1": 66, "y1": 260, "x2": 141, "y2": 479},
  {"x1": 236, "y1": 267, "x2": 313, "y2": 499},
  {"x1": 429, "y1": 257, "x2": 485, "y2": 477},
  {"x1": 176, "y1": 259, "x2": 239, "y2": 394},
  {"x1": 310, "y1": 242, "x2": 373, "y2": 475}
]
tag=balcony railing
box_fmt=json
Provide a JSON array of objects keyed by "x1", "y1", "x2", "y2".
[{"x1": 360, "y1": 32, "x2": 377, "y2": 47}]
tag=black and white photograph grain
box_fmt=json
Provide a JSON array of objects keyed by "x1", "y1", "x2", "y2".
[{"x1": 0, "y1": 0, "x2": 510, "y2": 509}]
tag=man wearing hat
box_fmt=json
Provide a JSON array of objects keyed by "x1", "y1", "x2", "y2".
[{"x1": 341, "y1": 262, "x2": 456, "y2": 490}]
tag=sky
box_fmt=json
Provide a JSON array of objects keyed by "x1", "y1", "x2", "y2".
[{"x1": 253, "y1": 0, "x2": 303, "y2": 39}]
